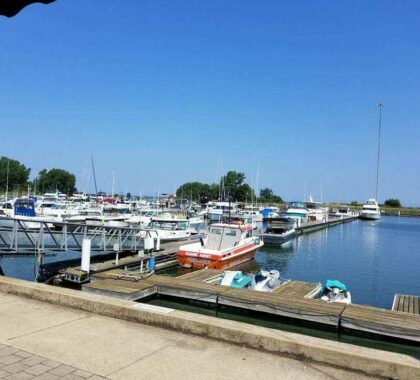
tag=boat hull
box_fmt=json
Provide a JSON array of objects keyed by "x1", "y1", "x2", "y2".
[
  {"x1": 262, "y1": 230, "x2": 296, "y2": 245},
  {"x1": 359, "y1": 212, "x2": 381, "y2": 220},
  {"x1": 178, "y1": 243, "x2": 261, "y2": 270}
]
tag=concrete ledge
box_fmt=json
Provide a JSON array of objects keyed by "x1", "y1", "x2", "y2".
[{"x1": 1, "y1": 276, "x2": 419, "y2": 379}]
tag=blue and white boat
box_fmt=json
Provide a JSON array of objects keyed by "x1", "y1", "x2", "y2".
[{"x1": 319, "y1": 280, "x2": 351, "y2": 304}]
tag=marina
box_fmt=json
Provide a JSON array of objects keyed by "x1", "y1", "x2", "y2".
[{"x1": 2, "y1": 1, "x2": 420, "y2": 378}]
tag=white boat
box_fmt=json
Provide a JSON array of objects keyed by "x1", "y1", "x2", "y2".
[
  {"x1": 206, "y1": 201, "x2": 240, "y2": 222},
  {"x1": 329, "y1": 205, "x2": 358, "y2": 219},
  {"x1": 144, "y1": 217, "x2": 191, "y2": 242},
  {"x1": 178, "y1": 223, "x2": 263, "y2": 270},
  {"x1": 285, "y1": 201, "x2": 310, "y2": 223},
  {"x1": 262, "y1": 217, "x2": 296, "y2": 245},
  {"x1": 0, "y1": 198, "x2": 59, "y2": 229},
  {"x1": 359, "y1": 198, "x2": 381, "y2": 220},
  {"x1": 320, "y1": 280, "x2": 351, "y2": 304},
  {"x1": 251, "y1": 270, "x2": 290, "y2": 292}
]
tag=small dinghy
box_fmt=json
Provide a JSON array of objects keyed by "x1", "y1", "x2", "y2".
[
  {"x1": 251, "y1": 270, "x2": 290, "y2": 292},
  {"x1": 320, "y1": 280, "x2": 351, "y2": 304}
]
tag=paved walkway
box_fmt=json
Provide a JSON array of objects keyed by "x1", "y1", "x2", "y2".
[{"x1": 0, "y1": 293, "x2": 377, "y2": 379}]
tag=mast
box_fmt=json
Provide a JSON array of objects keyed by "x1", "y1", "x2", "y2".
[
  {"x1": 111, "y1": 169, "x2": 115, "y2": 198},
  {"x1": 90, "y1": 156, "x2": 98, "y2": 196},
  {"x1": 5, "y1": 159, "x2": 9, "y2": 200},
  {"x1": 376, "y1": 103, "x2": 384, "y2": 201}
]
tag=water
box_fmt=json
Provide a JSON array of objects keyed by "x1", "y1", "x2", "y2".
[
  {"x1": 252, "y1": 216, "x2": 420, "y2": 309},
  {"x1": 1, "y1": 216, "x2": 420, "y2": 309}
]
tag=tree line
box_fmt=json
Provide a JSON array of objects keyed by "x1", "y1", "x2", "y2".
[
  {"x1": 0, "y1": 156, "x2": 76, "y2": 195},
  {"x1": 176, "y1": 170, "x2": 283, "y2": 204}
]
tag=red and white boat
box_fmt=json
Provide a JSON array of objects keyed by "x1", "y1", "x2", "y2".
[{"x1": 177, "y1": 223, "x2": 263, "y2": 270}]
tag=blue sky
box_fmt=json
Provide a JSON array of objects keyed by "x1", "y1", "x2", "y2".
[{"x1": 1, "y1": 0, "x2": 420, "y2": 205}]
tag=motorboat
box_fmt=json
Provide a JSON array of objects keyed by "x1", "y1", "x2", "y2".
[
  {"x1": 144, "y1": 217, "x2": 191, "y2": 242},
  {"x1": 206, "y1": 201, "x2": 240, "y2": 222},
  {"x1": 285, "y1": 201, "x2": 310, "y2": 224},
  {"x1": 0, "y1": 198, "x2": 59, "y2": 229},
  {"x1": 319, "y1": 280, "x2": 351, "y2": 304},
  {"x1": 359, "y1": 198, "x2": 381, "y2": 220},
  {"x1": 261, "y1": 217, "x2": 296, "y2": 245},
  {"x1": 177, "y1": 223, "x2": 263, "y2": 270}
]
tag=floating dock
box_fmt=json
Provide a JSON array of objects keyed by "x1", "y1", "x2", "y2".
[
  {"x1": 82, "y1": 268, "x2": 420, "y2": 344},
  {"x1": 296, "y1": 215, "x2": 358, "y2": 235},
  {"x1": 392, "y1": 294, "x2": 420, "y2": 315}
]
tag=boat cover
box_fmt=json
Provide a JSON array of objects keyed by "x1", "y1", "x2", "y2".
[{"x1": 324, "y1": 280, "x2": 347, "y2": 291}]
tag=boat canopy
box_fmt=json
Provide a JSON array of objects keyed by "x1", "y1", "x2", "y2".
[{"x1": 324, "y1": 280, "x2": 347, "y2": 291}]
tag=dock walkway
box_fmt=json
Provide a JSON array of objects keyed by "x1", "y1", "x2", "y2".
[{"x1": 83, "y1": 268, "x2": 420, "y2": 344}]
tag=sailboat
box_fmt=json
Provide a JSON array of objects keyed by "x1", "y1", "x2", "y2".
[{"x1": 361, "y1": 103, "x2": 383, "y2": 220}]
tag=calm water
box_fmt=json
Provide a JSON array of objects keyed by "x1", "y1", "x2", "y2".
[
  {"x1": 1, "y1": 216, "x2": 419, "y2": 309},
  {"x1": 252, "y1": 216, "x2": 420, "y2": 309}
]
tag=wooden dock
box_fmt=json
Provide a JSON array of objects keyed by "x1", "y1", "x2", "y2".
[
  {"x1": 392, "y1": 294, "x2": 420, "y2": 315},
  {"x1": 296, "y1": 215, "x2": 358, "y2": 235},
  {"x1": 82, "y1": 268, "x2": 420, "y2": 343}
]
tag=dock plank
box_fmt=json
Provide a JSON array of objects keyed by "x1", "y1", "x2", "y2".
[
  {"x1": 342, "y1": 303, "x2": 420, "y2": 342},
  {"x1": 392, "y1": 293, "x2": 420, "y2": 315}
]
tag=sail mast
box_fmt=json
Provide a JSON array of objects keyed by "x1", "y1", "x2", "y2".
[{"x1": 376, "y1": 103, "x2": 384, "y2": 201}]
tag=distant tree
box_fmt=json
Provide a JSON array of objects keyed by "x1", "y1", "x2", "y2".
[
  {"x1": 221, "y1": 171, "x2": 254, "y2": 202},
  {"x1": 176, "y1": 171, "x2": 256, "y2": 203},
  {"x1": 126, "y1": 192, "x2": 132, "y2": 199},
  {"x1": 35, "y1": 168, "x2": 76, "y2": 194},
  {"x1": 384, "y1": 199, "x2": 402, "y2": 208},
  {"x1": 0, "y1": 156, "x2": 31, "y2": 193},
  {"x1": 259, "y1": 187, "x2": 284, "y2": 204},
  {"x1": 176, "y1": 182, "x2": 214, "y2": 202},
  {"x1": 350, "y1": 201, "x2": 359, "y2": 206}
]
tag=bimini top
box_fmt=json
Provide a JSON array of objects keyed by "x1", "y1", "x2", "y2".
[{"x1": 324, "y1": 280, "x2": 347, "y2": 291}]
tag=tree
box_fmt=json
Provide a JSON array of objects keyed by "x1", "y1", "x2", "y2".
[
  {"x1": 0, "y1": 156, "x2": 31, "y2": 194},
  {"x1": 176, "y1": 182, "x2": 214, "y2": 202},
  {"x1": 35, "y1": 168, "x2": 76, "y2": 194},
  {"x1": 221, "y1": 171, "x2": 254, "y2": 202},
  {"x1": 259, "y1": 187, "x2": 284, "y2": 203},
  {"x1": 350, "y1": 201, "x2": 359, "y2": 206},
  {"x1": 384, "y1": 199, "x2": 402, "y2": 208}
]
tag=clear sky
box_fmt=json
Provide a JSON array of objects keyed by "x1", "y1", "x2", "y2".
[{"x1": 1, "y1": 0, "x2": 420, "y2": 205}]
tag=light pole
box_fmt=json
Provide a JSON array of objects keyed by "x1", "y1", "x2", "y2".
[{"x1": 376, "y1": 102, "x2": 384, "y2": 201}]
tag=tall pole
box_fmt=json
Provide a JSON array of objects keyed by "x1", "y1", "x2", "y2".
[
  {"x1": 5, "y1": 159, "x2": 9, "y2": 200},
  {"x1": 90, "y1": 156, "x2": 98, "y2": 196},
  {"x1": 376, "y1": 103, "x2": 384, "y2": 201}
]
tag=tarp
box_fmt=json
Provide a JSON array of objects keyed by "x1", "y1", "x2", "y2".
[{"x1": 324, "y1": 280, "x2": 347, "y2": 291}]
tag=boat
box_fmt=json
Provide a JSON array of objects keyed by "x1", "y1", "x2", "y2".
[
  {"x1": 359, "y1": 198, "x2": 381, "y2": 220},
  {"x1": 145, "y1": 217, "x2": 191, "y2": 242},
  {"x1": 219, "y1": 269, "x2": 289, "y2": 292},
  {"x1": 0, "y1": 198, "x2": 59, "y2": 229},
  {"x1": 261, "y1": 217, "x2": 296, "y2": 245},
  {"x1": 329, "y1": 205, "x2": 357, "y2": 218},
  {"x1": 220, "y1": 271, "x2": 252, "y2": 288},
  {"x1": 177, "y1": 223, "x2": 263, "y2": 270},
  {"x1": 250, "y1": 270, "x2": 290, "y2": 292},
  {"x1": 319, "y1": 280, "x2": 351, "y2": 304},
  {"x1": 285, "y1": 201, "x2": 309, "y2": 223},
  {"x1": 206, "y1": 201, "x2": 240, "y2": 222}
]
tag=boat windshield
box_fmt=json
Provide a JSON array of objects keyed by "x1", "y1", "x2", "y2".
[
  {"x1": 150, "y1": 221, "x2": 189, "y2": 230},
  {"x1": 288, "y1": 202, "x2": 306, "y2": 209}
]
